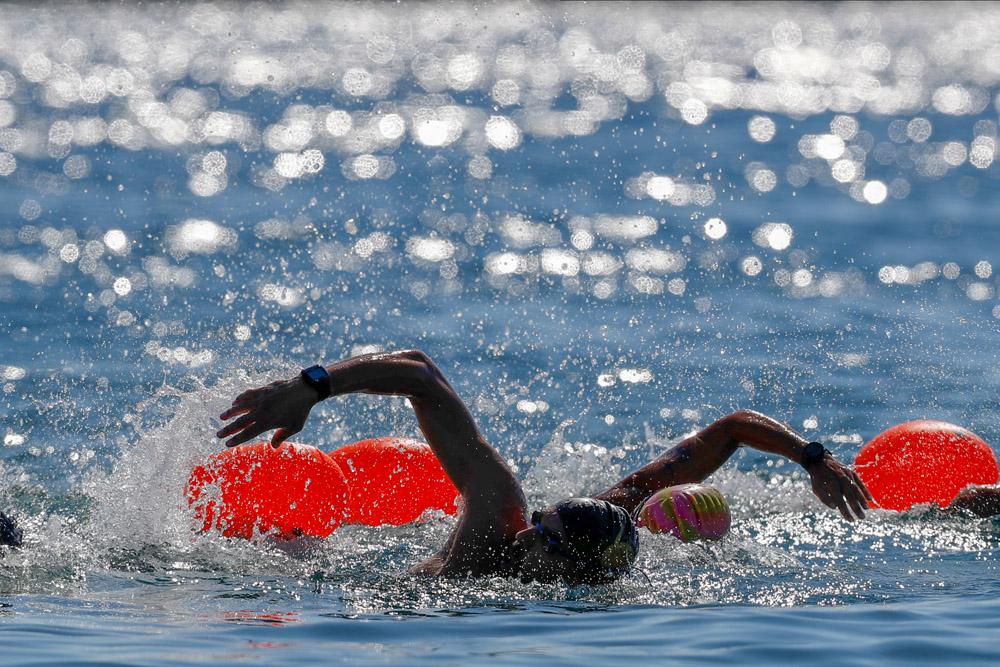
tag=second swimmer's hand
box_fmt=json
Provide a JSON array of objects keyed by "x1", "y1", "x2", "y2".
[
  {"x1": 216, "y1": 377, "x2": 318, "y2": 448},
  {"x1": 807, "y1": 455, "x2": 874, "y2": 521}
]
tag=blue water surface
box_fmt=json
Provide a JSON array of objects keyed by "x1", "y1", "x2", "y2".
[{"x1": 2, "y1": 2, "x2": 1000, "y2": 665}]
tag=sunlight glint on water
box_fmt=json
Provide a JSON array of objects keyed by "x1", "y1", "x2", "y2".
[{"x1": 2, "y1": 2, "x2": 1000, "y2": 665}]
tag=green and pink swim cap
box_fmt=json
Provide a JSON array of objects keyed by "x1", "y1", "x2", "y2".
[{"x1": 636, "y1": 483, "x2": 731, "y2": 542}]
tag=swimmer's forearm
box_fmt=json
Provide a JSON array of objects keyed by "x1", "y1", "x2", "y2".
[
  {"x1": 323, "y1": 350, "x2": 446, "y2": 399},
  {"x1": 719, "y1": 410, "x2": 811, "y2": 463},
  {"x1": 644, "y1": 410, "x2": 809, "y2": 480},
  {"x1": 218, "y1": 350, "x2": 486, "y2": 465}
]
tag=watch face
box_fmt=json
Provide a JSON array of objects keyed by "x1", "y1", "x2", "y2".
[
  {"x1": 804, "y1": 441, "x2": 824, "y2": 462},
  {"x1": 305, "y1": 366, "x2": 327, "y2": 383},
  {"x1": 301, "y1": 365, "x2": 330, "y2": 399}
]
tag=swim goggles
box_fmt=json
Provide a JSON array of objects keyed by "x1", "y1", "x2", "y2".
[{"x1": 531, "y1": 510, "x2": 579, "y2": 559}]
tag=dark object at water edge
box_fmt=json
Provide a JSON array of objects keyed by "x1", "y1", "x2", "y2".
[{"x1": 0, "y1": 512, "x2": 22, "y2": 549}]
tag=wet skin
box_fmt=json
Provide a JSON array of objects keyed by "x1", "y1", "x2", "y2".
[{"x1": 216, "y1": 349, "x2": 876, "y2": 579}]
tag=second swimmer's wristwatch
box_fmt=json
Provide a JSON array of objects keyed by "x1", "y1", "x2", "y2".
[
  {"x1": 801, "y1": 441, "x2": 828, "y2": 469},
  {"x1": 300, "y1": 364, "x2": 332, "y2": 401}
]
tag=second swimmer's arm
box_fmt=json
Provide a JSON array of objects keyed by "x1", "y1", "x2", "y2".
[
  {"x1": 947, "y1": 485, "x2": 1000, "y2": 518},
  {"x1": 595, "y1": 410, "x2": 872, "y2": 520}
]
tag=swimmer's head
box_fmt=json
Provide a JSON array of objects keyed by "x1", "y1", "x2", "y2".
[
  {"x1": 0, "y1": 512, "x2": 22, "y2": 550},
  {"x1": 513, "y1": 498, "x2": 638, "y2": 585}
]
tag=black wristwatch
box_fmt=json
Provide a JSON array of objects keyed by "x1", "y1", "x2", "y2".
[
  {"x1": 300, "y1": 364, "x2": 332, "y2": 401},
  {"x1": 800, "y1": 441, "x2": 828, "y2": 469}
]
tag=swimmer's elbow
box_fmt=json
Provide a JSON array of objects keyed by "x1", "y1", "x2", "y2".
[
  {"x1": 396, "y1": 349, "x2": 449, "y2": 395},
  {"x1": 398, "y1": 349, "x2": 433, "y2": 366},
  {"x1": 705, "y1": 410, "x2": 759, "y2": 435},
  {"x1": 699, "y1": 410, "x2": 769, "y2": 449},
  {"x1": 722, "y1": 409, "x2": 767, "y2": 425},
  {"x1": 397, "y1": 349, "x2": 434, "y2": 375}
]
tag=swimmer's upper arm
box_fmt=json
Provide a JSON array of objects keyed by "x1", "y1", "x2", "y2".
[
  {"x1": 595, "y1": 433, "x2": 723, "y2": 514},
  {"x1": 327, "y1": 350, "x2": 525, "y2": 511},
  {"x1": 323, "y1": 350, "x2": 527, "y2": 576}
]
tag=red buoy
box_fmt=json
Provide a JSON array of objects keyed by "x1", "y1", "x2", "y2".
[
  {"x1": 186, "y1": 442, "x2": 350, "y2": 539},
  {"x1": 854, "y1": 420, "x2": 999, "y2": 511},
  {"x1": 329, "y1": 437, "x2": 460, "y2": 526}
]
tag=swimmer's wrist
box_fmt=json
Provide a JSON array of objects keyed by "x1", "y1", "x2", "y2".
[{"x1": 291, "y1": 375, "x2": 323, "y2": 407}]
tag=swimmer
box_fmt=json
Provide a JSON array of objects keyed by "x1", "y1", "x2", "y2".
[
  {"x1": 948, "y1": 485, "x2": 1000, "y2": 517},
  {"x1": 215, "y1": 350, "x2": 983, "y2": 584}
]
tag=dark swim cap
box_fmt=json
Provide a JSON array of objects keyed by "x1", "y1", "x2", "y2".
[
  {"x1": 0, "y1": 512, "x2": 22, "y2": 549},
  {"x1": 552, "y1": 498, "x2": 639, "y2": 583}
]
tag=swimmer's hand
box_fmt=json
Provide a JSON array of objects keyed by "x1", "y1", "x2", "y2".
[
  {"x1": 807, "y1": 455, "x2": 874, "y2": 521},
  {"x1": 217, "y1": 377, "x2": 318, "y2": 448}
]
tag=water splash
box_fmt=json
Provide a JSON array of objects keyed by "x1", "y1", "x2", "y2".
[{"x1": 1, "y1": 0, "x2": 999, "y2": 622}]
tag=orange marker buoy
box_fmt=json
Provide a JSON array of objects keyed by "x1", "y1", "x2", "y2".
[
  {"x1": 854, "y1": 420, "x2": 999, "y2": 511},
  {"x1": 329, "y1": 437, "x2": 460, "y2": 526},
  {"x1": 186, "y1": 442, "x2": 350, "y2": 539}
]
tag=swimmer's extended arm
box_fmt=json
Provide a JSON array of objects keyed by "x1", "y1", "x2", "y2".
[
  {"x1": 596, "y1": 410, "x2": 873, "y2": 521},
  {"x1": 217, "y1": 350, "x2": 525, "y2": 514}
]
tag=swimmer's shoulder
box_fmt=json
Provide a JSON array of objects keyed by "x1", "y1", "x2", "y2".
[{"x1": 412, "y1": 539, "x2": 520, "y2": 579}]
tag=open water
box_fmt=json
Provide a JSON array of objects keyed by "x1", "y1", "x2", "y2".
[{"x1": 2, "y1": 2, "x2": 1000, "y2": 665}]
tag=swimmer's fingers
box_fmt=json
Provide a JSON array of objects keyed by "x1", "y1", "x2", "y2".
[
  {"x1": 812, "y1": 475, "x2": 855, "y2": 521},
  {"x1": 820, "y1": 491, "x2": 853, "y2": 521},
  {"x1": 852, "y1": 470, "x2": 875, "y2": 504},
  {"x1": 848, "y1": 471, "x2": 872, "y2": 509},
  {"x1": 816, "y1": 477, "x2": 854, "y2": 521},
  {"x1": 271, "y1": 427, "x2": 298, "y2": 449},
  {"x1": 219, "y1": 388, "x2": 267, "y2": 419},
  {"x1": 231, "y1": 381, "x2": 284, "y2": 404},
  {"x1": 843, "y1": 479, "x2": 867, "y2": 520},
  {"x1": 218, "y1": 378, "x2": 314, "y2": 447},
  {"x1": 217, "y1": 413, "x2": 255, "y2": 438},
  {"x1": 835, "y1": 496, "x2": 854, "y2": 521},
  {"x1": 220, "y1": 404, "x2": 252, "y2": 420},
  {"x1": 822, "y1": 472, "x2": 866, "y2": 521},
  {"x1": 225, "y1": 422, "x2": 270, "y2": 448},
  {"x1": 232, "y1": 387, "x2": 265, "y2": 406},
  {"x1": 809, "y1": 456, "x2": 871, "y2": 521},
  {"x1": 813, "y1": 480, "x2": 839, "y2": 511}
]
